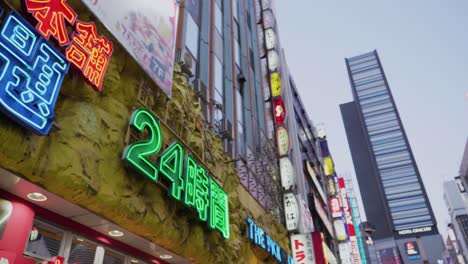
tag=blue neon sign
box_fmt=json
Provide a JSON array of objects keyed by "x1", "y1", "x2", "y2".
[
  {"x1": 0, "y1": 10, "x2": 69, "y2": 135},
  {"x1": 246, "y1": 218, "x2": 294, "y2": 264}
]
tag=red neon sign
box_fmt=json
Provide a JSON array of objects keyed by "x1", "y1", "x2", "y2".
[
  {"x1": 25, "y1": 0, "x2": 113, "y2": 91},
  {"x1": 66, "y1": 21, "x2": 113, "y2": 91},
  {"x1": 25, "y1": 0, "x2": 77, "y2": 46}
]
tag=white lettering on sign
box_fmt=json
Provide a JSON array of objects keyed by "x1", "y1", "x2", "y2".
[{"x1": 398, "y1": 226, "x2": 432, "y2": 235}]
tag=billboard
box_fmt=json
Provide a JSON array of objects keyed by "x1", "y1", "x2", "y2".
[
  {"x1": 376, "y1": 247, "x2": 402, "y2": 264},
  {"x1": 82, "y1": 0, "x2": 179, "y2": 97},
  {"x1": 291, "y1": 234, "x2": 315, "y2": 264},
  {"x1": 404, "y1": 241, "x2": 421, "y2": 260}
]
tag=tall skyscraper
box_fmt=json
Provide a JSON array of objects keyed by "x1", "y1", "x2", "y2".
[{"x1": 340, "y1": 50, "x2": 444, "y2": 263}]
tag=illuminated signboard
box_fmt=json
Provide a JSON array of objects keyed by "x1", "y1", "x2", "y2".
[
  {"x1": 322, "y1": 157, "x2": 334, "y2": 176},
  {"x1": 122, "y1": 108, "x2": 229, "y2": 239},
  {"x1": 327, "y1": 177, "x2": 337, "y2": 196},
  {"x1": 267, "y1": 50, "x2": 279, "y2": 71},
  {"x1": 276, "y1": 127, "x2": 290, "y2": 156},
  {"x1": 283, "y1": 193, "x2": 299, "y2": 231},
  {"x1": 397, "y1": 226, "x2": 432, "y2": 236},
  {"x1": 404, "y1": 241, "x2": 421, "y2": 260},
  {"x1": 291, "y1": 234, "x2": 315, "y2": 264},
  {"x1": 334, "y1": 219, "x2": 347, "y2": 242},
  {"x1": 246, "y1": 218, "x2": 294, "y2": 264},
  {"x1": 265, "y1": 28, "x2": 276, "y2": 50},
  {"x1": 330, "y1": 197, "x2": 342, "y2": 218},
  {"x1": 0, "y1": 10, "x2": 69, "y2": 135},
  {"x1": 25, "y1": 0, "x2": 113, "y2": 91},
  {"x1": 279, "y1": 157, "x2": 294, "y2": 190},
  {"x1": 273, "y1": 97, "x2": 286, "y2": 125},
  {"x1": 339, "y1": 243, "x2": 352, "y2": 264},
  {"x1": 270, "y1": 72, "x2": 282, "y2": 97}
]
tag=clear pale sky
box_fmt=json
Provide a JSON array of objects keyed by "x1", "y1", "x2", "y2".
[{"x1": 275, "y1": 0, "x2": 468, "y2": 239}]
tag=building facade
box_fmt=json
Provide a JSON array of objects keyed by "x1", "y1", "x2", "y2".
[
  {"x1": 340, "y1": 50, "x2": 444, "y2": 263},
  {"x1": 0, "y1": 0, "x2": 301, "y2": 263},
  {"x1": 444, "y1": 179, "x2": 468, "y2": 263}
]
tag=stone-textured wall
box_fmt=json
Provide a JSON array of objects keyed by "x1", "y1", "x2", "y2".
[{"x1": 0, "y1": 1, "x2": 290, "y2": 263}]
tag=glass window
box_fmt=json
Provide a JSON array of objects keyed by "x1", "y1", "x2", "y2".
[
  {"x1": 214, "y1": 55, "x2": 224, "y2": 103},
  {"x1": 234, "y1": 41, "x2": 241, "y2": 66},
  {"x1": 25, "y1": 221, "x2": 64, "y2": 261},
  {"x1": 103, "y1": 249, "x2": 125, "y2": 264},
  {"x1": 186, "y1": 0, "x2": 200, "y2": 23},
  {"x1": 68, "y1": 236, "x2": 98, "y2": 264},
  {"x1": 236, "y1": 88, "x2": 243, "y2": 125},
  {"x1": 232, "y1": 0, "x2": 239, "y2": 21},
  {"x1": 185, "y1": 13, "x2": 199, "y2": 61},
  {"x1": 214, "y1": 2, "x2": 223, "y2": 34}
]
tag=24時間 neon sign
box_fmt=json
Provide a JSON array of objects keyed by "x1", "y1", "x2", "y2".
[{"x1": 122, "y1": 108, "x2": 230, "y2": 239}]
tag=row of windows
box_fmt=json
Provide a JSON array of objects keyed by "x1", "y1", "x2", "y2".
[
  {"x1": 389, "y1": 201, "x2": 427, "y2": 213},
  {"x1": 393, "y1": 214, "x2": 432, "y2": 226},
  {"x1": 395, "y1": 220, "x2": 434, "y2": 231},
  {"x1": 376, "y1": 151, "x2": 410, "y2": 166},
  {"x1": 370, "y1": 130, "x2": 403, "y2": 144},
  {"x1": 356, "y1": 80, "x2": 386, "y2": 95},
  {"x1": 354, "y1": 75, "x2": 384, "y2": 88},
  {"x1": 350, "y1": 60, "x2": 379, "y2": 75},
  {"x1": 347, "y1": 52, "x2": 376, "y2": 66},
  {"x1": 362, "y1": 101, "x2": 392, "y2": 115},
  {"x1": 352, "y1": 67, "x2": 381, "y2": 83}
]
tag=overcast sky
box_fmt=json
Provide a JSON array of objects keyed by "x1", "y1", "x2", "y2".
[{"x1": 275, "y1": 0, "x2": 468, "y2": 239}]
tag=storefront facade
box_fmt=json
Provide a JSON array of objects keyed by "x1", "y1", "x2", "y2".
[{"x1": 0, "y1": 0, "x2": 291, "y2": 263}]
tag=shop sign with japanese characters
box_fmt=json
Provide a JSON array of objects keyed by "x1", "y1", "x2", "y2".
[
  {"x1": 279, "y1": 157, "x2": 294, "y2": 190},
  {"x1": 283, "y1": 193, "x2": 299, "y2": 231},
  {"x1": 123, "y1": 108, "x2": 229, "y2": 239},
  {"x1": 291, "y1": 234, "x2": 315, "y2": 264}
]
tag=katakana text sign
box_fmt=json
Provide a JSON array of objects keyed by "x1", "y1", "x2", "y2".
[
  {"x1": 122, "y1": 108, "x2": 229, "y2": 239},
  {"x1": 0, "y1": 10, "x2": 69, "y2": 135}
]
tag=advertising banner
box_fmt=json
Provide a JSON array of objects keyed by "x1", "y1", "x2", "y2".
[
  {"x1": 405, "y1": 241, "x2": 421, "y2": 260},
  {"x1": 291, "y1": 234, "x2": 315, "y2": 264},
  {"x1": 376, "y1": 247, "x2": 402, "y2": 264},
  {"x1": 339, "y1": 242, "x2": 352, "y2": 264},
  {"x1": 82, "y1": 0, "x2": 179, "y2": 97}
]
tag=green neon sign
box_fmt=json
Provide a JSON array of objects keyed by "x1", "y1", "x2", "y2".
[{"x1": 122, "y1": 108, "x2": 230, "y2": 239}]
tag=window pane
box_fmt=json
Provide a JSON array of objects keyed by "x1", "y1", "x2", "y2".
[
  {"x1": 186, "y1": 0, "x2": 200, "y2": 23},
  {"x1": 214, "y1": 55, "x2": 224, "y2": 102},
  {"x1": 234, "y1": 41, "x2": 240, "y2": 66},
  {"x1": 214, "y1": 3, "x2": 223, "y2": 34},
  {"x1": 185, "y1": 13, "x2": 199, "y2": 61},
  {"x1": 68, "y1": 236, "x2": 97, "y2": 264},
  {"x1": 25, "y1": 222, "x2": 64, "y2": 260},
  {"x1": 103, "y1": 250, "x2": 125, "y2": 264}
]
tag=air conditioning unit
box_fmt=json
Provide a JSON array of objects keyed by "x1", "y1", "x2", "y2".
[{"x1": 177, "y1": 49, "x2": 194, "y2": 77}]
